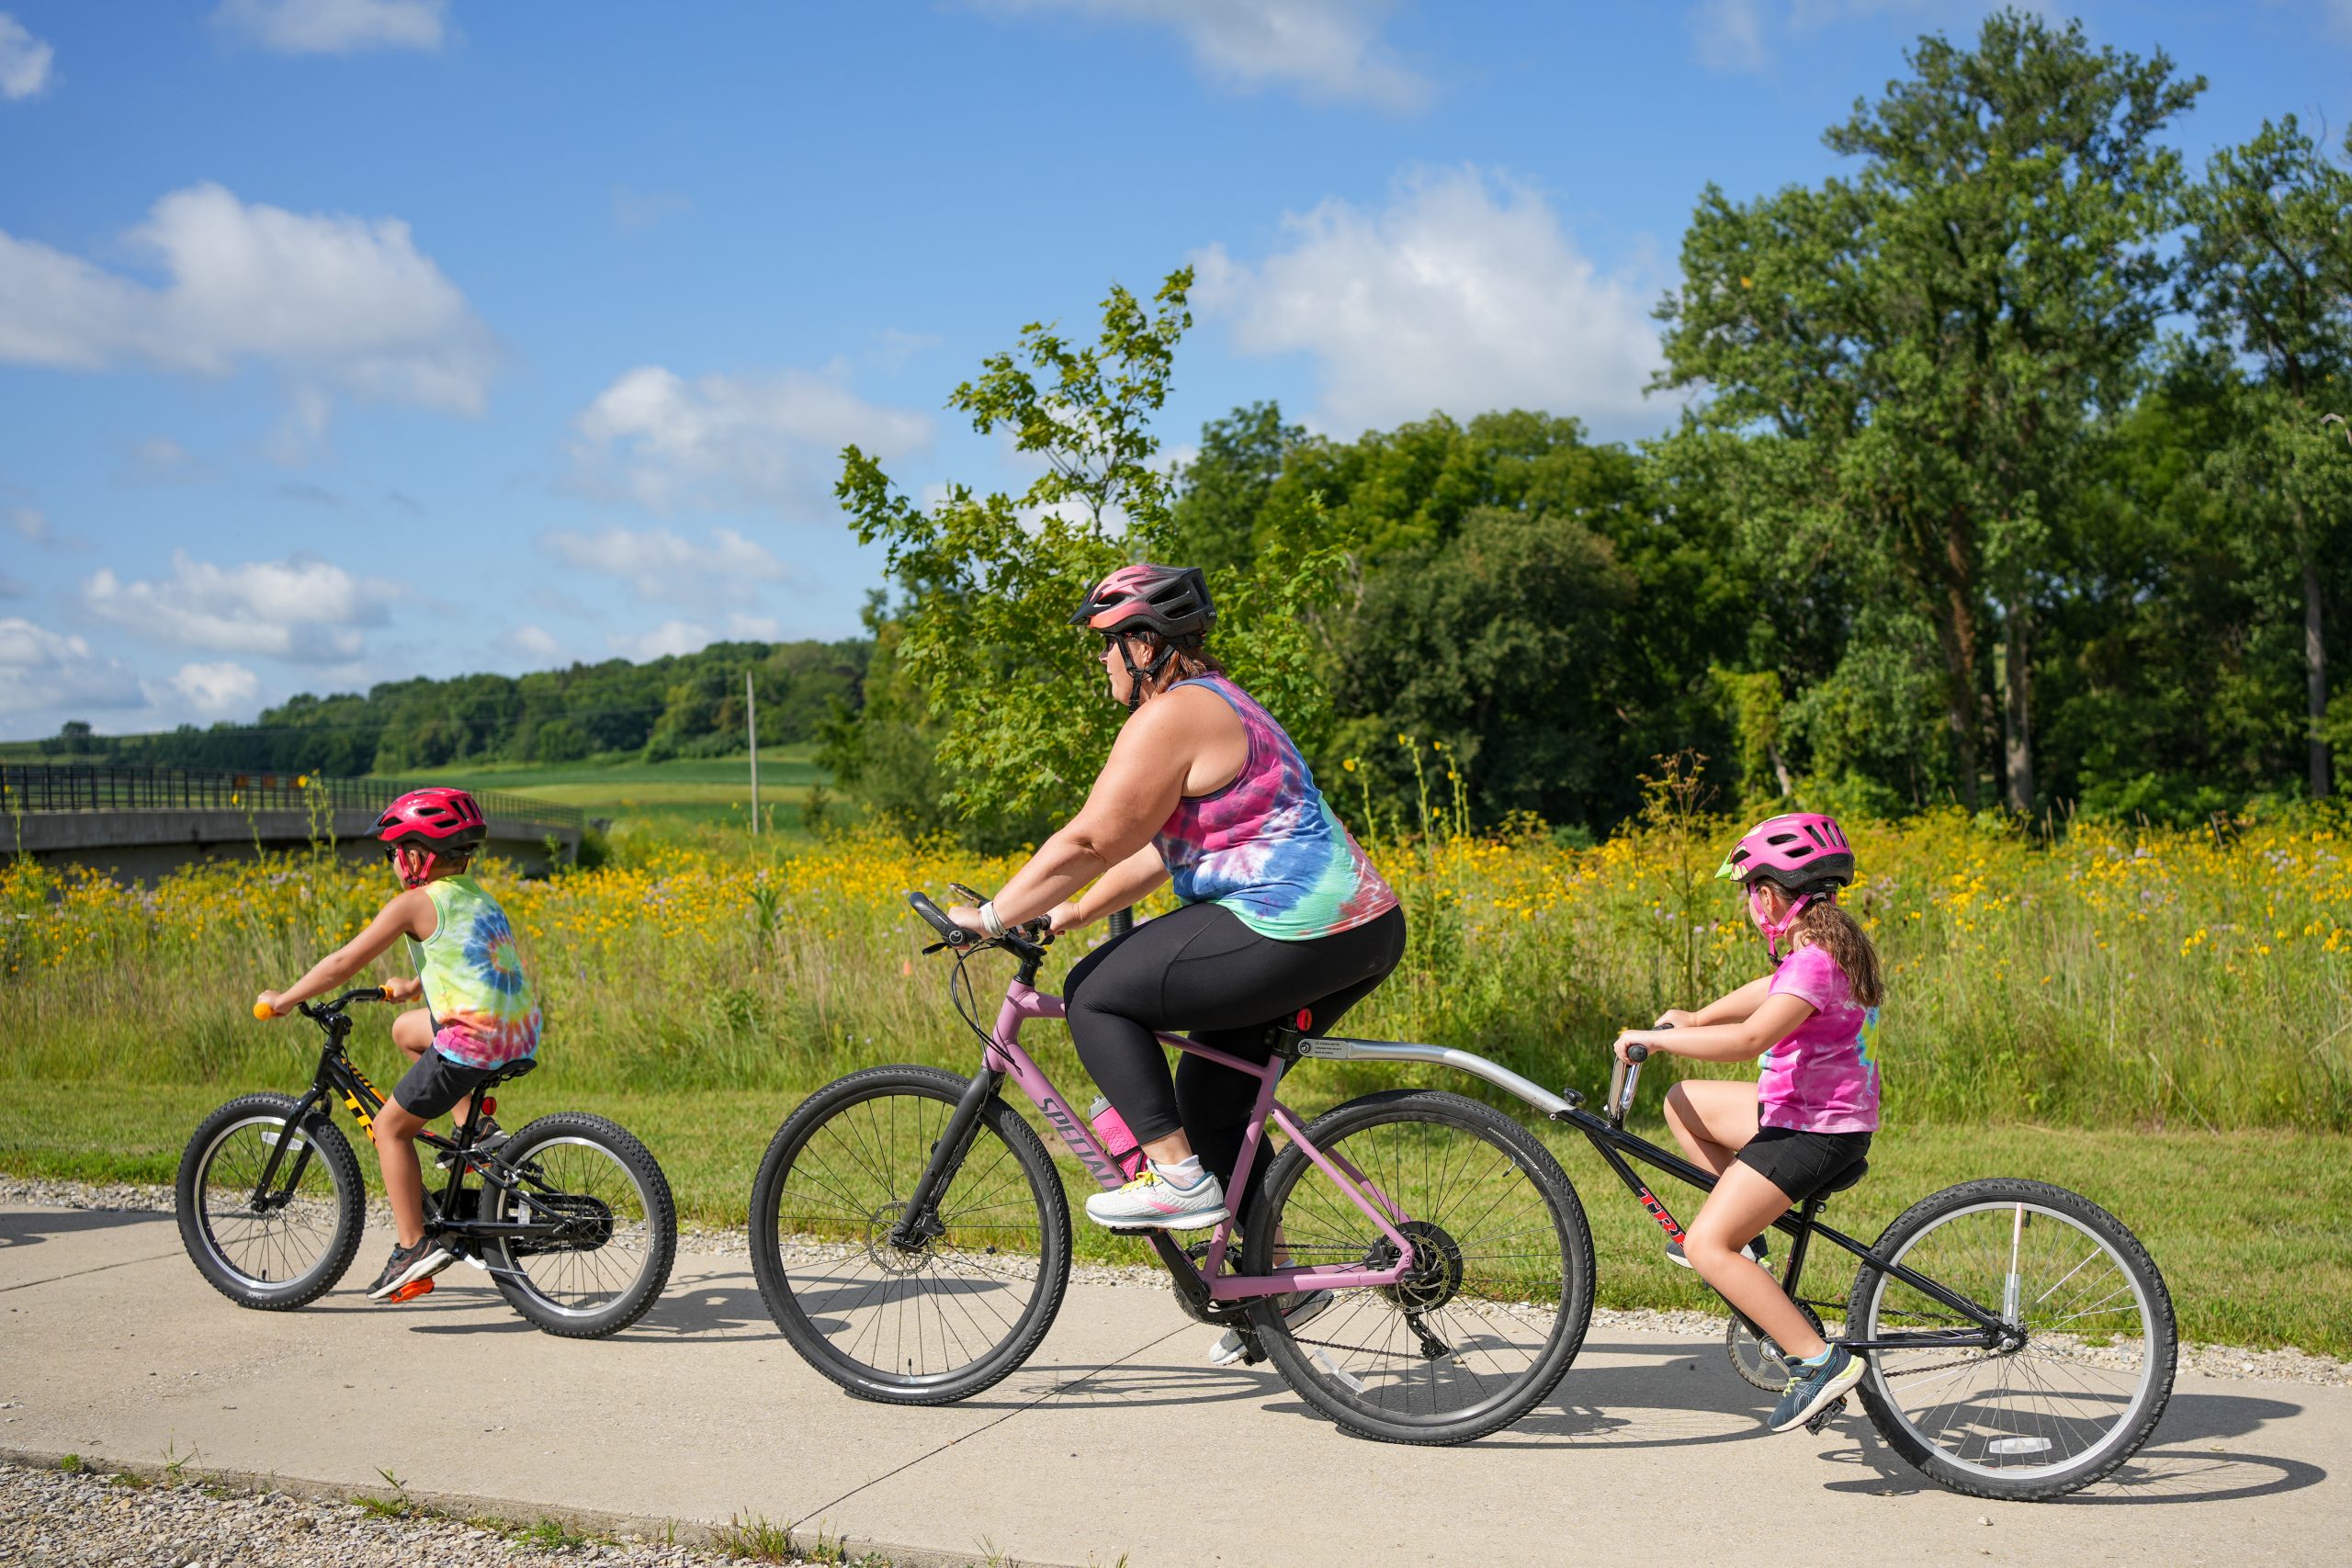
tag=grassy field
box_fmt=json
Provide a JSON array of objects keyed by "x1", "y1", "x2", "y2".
[
  {"x1": 5, "y1": 804, "x2": 2348, "y2": 1354},
  {"x1": 1, "y1": 1077, "x2": 2335, "y2": 1357},
  {"x1": 392, "y1": 747, "x2": 828, "y2": 833}
]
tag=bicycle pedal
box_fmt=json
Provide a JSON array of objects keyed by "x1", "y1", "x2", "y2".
[
  {"x1": 387, "y1": 1277, "x2": 435, "y2": 1304},
  {"x1": 1804, "y1": 1395, "x2": 1847, "y2": 1435}
]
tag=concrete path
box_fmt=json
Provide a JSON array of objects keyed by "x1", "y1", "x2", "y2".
[{"x1": 2, "y1": 1203, "x2": 2341, "y2": 1567}]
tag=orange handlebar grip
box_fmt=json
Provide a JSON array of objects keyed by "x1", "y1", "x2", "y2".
[
  {"x1": 379, "y1": 985, "x2": 395, "y2": 1000},
  {"x1": 253, "y1": 1001, "x2": 275, "y2": 1021}
]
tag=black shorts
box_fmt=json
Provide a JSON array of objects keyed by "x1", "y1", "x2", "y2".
[
  {"x1": 1736, "y1": 1127, "x2": 1871, "y2": 1203},
  {"x1": 392, "y1": 1049, "x2": 492, "y2": 1121}
]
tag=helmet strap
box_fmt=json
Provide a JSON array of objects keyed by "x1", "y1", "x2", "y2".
[
  {"x1": 1749, "y1": 883, "x2": 1825, "y2": 962},
  {"x1": 1112, "y1": 634, "x2": 1180, "y2": 712}
]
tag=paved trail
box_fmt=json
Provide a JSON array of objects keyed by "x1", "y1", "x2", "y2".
[{"x1": 2, "y1": 1203, "x2": 2342, "y2": 1567}]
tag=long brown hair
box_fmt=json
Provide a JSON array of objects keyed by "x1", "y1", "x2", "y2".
[{"x1": 1790, "y1": 895, "x2": 1884, "y2": 1009}]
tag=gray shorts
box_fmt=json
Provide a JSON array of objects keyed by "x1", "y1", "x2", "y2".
[{"x1": 392, "y1": 1049, "x2": 491, "y2": 1121}]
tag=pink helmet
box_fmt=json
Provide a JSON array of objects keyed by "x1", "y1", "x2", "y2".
[
  {"x1": 375, "y1": 787, "x2": 487, "y2": 888},
  {"x1": 1717, "y1": 812, "x2": 1854, "y2": 892},
  {"x1": 1068, "y1": 563, "x2": 1215, "y2": 642}
]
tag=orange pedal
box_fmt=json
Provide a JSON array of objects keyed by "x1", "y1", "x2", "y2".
[{"x1": 388, "y1": 1277, "x2": 435, "y2": 1304}]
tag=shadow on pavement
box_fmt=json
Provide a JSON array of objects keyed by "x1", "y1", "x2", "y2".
[{"x1": 0, "y1": 1208, "x2": 171, "y2": 1249}]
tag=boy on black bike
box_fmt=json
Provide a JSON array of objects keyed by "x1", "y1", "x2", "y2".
[{"x1": 254, "y1": 788, "x2": 541, "y2": 1303}]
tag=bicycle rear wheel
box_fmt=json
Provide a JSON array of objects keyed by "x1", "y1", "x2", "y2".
[
  {"x1": 488, "y1": 1112, "x2": 677, "y2": 1338},
  {"x1": 176, "y1": 1093, "x2": 365, "y2": 1310},
  {"x1": 1849, "y1": 1178, "x2": 2176, "y2": 1500},
  {"x1": 1243, "y1": 1089, "x2": 1593, "y2": 1445},
  {"x1": 750, "y1": 1066, "x2": 1071, "y2": 1404}
]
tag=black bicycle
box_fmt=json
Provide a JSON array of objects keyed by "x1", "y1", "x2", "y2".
[{"x1": 176, "y1": 987, "x2": 677, "y2": 1337}]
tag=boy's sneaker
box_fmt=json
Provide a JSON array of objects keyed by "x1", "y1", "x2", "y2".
[
  {"x1": 367, "y1": 1237, "x2": 455, "y2": 1302},
  {"x1": 1210, "y1": 1290, "x2": 1334, "y2": 1367},
  {"x1": 434, "y1": 1115, "x2": 507, "y2": 1171},
  {"x1": 1083, "y1": 1169, "x2": 1230, "y2": 1232},
  {"x1": 1768, "y1": 1344, "x2": 1866, "y2": 1432},
  {"x1": 1666, "y1": 1234, "x2": 1768, "y2": 1269}
]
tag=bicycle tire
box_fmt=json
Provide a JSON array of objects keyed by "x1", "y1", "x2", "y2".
[
  {"x1": 1849, "y1": 1178, "x2": 2176, "y2": 1501},
  {"x1": 749, "y1": 1065, "x2": 1071, "y2": 1404},
  {"x1": 176, "y1": 1093, "x2": 366, "y2": 1310},
  {"x1": 488, "y1": 1111, "x2": 677, "y2": 1338},
  {"x1": 1244, "y1": 1089, "x2": 1594, "y2": 1445}
]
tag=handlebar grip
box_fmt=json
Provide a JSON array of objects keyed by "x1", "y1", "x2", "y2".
[
  {"x1": 1624, "y1": 1043, "x2": 1649, "y2": 1063},
  {"x1": 378, "y1": 985, "x2": 395, "y2": 1001},
  {"x1": 253, "y1": 1000, "x2": 275, "y2": 1021}
]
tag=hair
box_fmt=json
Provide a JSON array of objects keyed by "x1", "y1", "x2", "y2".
[
  {"x1": 1786, "y1": 891, "x2": 1884, "y2": 1009},
  {"x1": 1120, "y1": 631, "x2": 1225, "y2": 701}
]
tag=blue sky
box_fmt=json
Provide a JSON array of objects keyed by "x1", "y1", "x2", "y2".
[{"x1": 2, "y1": 0, "x2": 2345, "y2": 740}]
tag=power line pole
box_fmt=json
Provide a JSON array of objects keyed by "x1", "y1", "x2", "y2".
[{"x1": 746, "y1": 670, "x2": 760, "y2": 834}]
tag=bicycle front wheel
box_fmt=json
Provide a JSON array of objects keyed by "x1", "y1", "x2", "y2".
[
  {"x1": 749, "y1": 1066, "x2": 1072, "y2": 1404},
  {"x1": 1244, "y1": 1089, "x2": 1594, "y2": 1445},
  {"x1": 488, "y1": 1112, "x2": 678, "y2": 1338},
  {"x1": 176, "y1": 1093, "x2": 365, "y2": 1310},
  {"x1": 1849, "y1": 1178, "x2": 2176, "y2": 1501}
]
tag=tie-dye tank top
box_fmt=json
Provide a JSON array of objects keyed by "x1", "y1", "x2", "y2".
[
  {"x1": 1153, "y1": 676, "x2": 1399, "y2": 942},
  {"x1": 406, "y1": 874, "x2": 542, "y2": 1070}
]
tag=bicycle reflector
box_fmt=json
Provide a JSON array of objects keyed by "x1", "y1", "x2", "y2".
[
  {"x1": 1295, "y1": 1009, "x2": 1313, "y2": 1030},
  {"x1": 481, "y1": 1097, "x2": 497, "y2": 1117}
]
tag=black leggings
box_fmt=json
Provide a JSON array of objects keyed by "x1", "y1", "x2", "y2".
[{"x1": 1063, "y1": 902, "x2": 1406, "y2": 1223}]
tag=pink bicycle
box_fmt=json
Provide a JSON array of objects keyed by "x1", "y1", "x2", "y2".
[{"x1": 748, "y1": 889, "x2": 1597, "y2": 1444}]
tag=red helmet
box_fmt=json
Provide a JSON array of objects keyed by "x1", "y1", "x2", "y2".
[
  {"x1": 1069, "y1": 563, "x2": 1215, "y2": 642},
  {"x1": 376, "y1": 788, "x2": 486, "y2": 887}
]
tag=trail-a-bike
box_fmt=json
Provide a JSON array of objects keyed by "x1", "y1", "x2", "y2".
[
  {"x1": 177, "y1": 987, "x2": 677, "y2": 1337},
  {"x1": 753, "y1": 889, "x2": 2175, "y2": 1498}
]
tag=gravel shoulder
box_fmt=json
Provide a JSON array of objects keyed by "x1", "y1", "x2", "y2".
[{"x1": 8, "y1": 1173, "x2": 2347, "y2": 1389}]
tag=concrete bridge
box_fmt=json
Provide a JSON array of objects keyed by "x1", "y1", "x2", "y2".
[{"x1": 0, "y1": 764, "x2": 582, "y2": 883}]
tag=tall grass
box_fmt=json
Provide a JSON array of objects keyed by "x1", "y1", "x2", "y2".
[{"x1": 3, "y1": 786, "x2": 2348, "y2": 1130}]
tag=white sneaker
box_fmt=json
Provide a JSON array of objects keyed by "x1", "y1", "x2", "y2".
[
  {"x1": 1083, "y1": 1169, "x2": 1230, "y2": 1232},
  {"x1": 1210, "y1": 1290, "x2": 1335, "y2": 1366}
]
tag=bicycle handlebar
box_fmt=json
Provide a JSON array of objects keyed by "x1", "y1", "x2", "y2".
[
  {"x1": 904, "y1": 888, "x2": 1052, "y2": 957},
  {"x1": 276, "y1": 986, "x2": 393, "y2": 1024}
]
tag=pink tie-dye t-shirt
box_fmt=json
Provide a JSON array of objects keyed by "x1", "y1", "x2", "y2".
[{"x1": 1758, "y1": 942, "x2": 1881, "y2": 1134}]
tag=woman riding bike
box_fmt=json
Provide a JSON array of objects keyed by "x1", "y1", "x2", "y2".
[{"x1": 944, "y1": 563, "x2": 1406, "y2": 1330}]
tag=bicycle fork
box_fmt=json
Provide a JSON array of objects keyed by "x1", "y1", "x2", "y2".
[{"x1": 888, "y1": 1066, "x2": 1004, "y2": 1248}]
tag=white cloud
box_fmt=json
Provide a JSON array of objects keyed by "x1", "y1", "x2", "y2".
[
  {"x1": 167, "y1": 660, "x2": 261, "y2": 716},
  {"x1": 727, "y1": 613, "x2": 781, "y2": 639},
  {"x1": 1193, "y1": 165, "x2": 1664, "y2": 437},
  {"x1": 7, "y1": 504, "x2": 50, "y2": 543},
  {"x1": 606, "y1": 619, "x2": 713, "y2": 660},
  {"x1": 1690, "y1": 0, "x2": 1770, "y2": 72},
  {"x1": 540, "y1": 525, "x2": 792, "y2": 608},
  {"x1": 125, "y1": 436, "x2": 208, "y2": 484},
  {"x1": 0, "y1": 12, "x2": 54, "y2": 98},
  {"x1": 571, "y1": 365, "x2": 931, "y2": 516},
  {"x1": 509, "y1": 623, "x2": 563, "y2": 660},
  {"x1": 611, "y1": 186, "x2": 694, "y2": 232},
  {"x1": 1691, "y1": 1, "x2": 2016, "y2": 73},
  {"x1": 213, "y1": 0, "x2": 447, "y2": 54},
  {"x1": 81, "y1": 551, "x2": 394, "y2": 663},
  {"x1": 982, "y1": 0, "x2": 1429, "y2": 110},
  {"x1": 0, "y1": 570, "x2": 25, "y2": 599},
  {"x1": 0, "y1": 617, "x2": 143, "y2": 718},
  {"x1": 0, "y1": 182, "x2": 493, "y2": 414}
]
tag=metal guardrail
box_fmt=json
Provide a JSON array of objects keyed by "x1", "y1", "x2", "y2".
[{"x1": 0, "y1": 763, "x2": 583, "y2": 833}]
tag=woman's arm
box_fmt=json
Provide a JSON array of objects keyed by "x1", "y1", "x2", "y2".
[
  {"x1": 1046, "y1": 843, "x2": 1169, "y2": 933},
  {"x1": 957, "y1": 690, "x2": 1228, "y2": 930},
  {"x1": 255, "y1": 889, "x2": 435, "y2": 1019},
  {"x1": 1613, "y1": 991, "x2": 1816, "y2": 1065}
]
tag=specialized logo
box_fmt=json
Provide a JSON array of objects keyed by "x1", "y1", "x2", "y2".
[
  {"x1": 1636, "y1": 1186, "x2": 1687, "y2": 1243},
  {"x1": 1038, "y1": 1095, "x2": 1120, "y2": 1187}
]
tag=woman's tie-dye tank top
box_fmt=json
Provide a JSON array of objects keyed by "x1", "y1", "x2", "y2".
[{"x1": 1153, "y1": 675, "x2": 1399, "y2": 942}]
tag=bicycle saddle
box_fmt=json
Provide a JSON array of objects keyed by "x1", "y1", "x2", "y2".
[
  {"x1": 479, "y1": 1058, "x2": 538, "y2": 1089},
  {"x1": 1817, "y1": 1157, "x2": 1868, "y2": 1196}
]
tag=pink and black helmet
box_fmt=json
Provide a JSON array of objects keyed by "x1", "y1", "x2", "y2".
[
  {"x1": 1717, "y1": 812, "x2": 1855, "y2": 893},
  {"x1": 1069, "y1": 563, "x2": 1215, "y2": 643},
  {"x1": 375, "y1": 787, "x2": 487, "y2": 887}
]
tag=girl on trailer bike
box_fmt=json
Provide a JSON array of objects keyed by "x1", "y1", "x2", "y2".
[
  {"x1": 254, "y1": 786, "x2": 541, "y2": 1303},
  {"x1": 944, "y1": 562, "x2": 1406, "y2": 1360},
  {"x1": 1610, "y1": 812, "x2": 1884, "y2": 1434}
]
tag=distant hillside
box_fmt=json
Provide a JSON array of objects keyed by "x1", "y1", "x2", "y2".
[{"x1": 17, "y1": 638, "x2": 870, "y2": 776}]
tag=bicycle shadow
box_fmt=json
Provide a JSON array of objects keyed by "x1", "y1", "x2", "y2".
[{"x1": 0, "y1": 1206, "x2": 172, "y2": 1249}]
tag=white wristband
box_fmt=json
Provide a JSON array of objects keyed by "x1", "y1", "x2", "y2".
[{"x1": 979, "y1": 900, "x2": 1008, "y2": 938}]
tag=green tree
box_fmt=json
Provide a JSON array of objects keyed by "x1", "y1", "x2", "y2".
[
  {"x1": 2181, "y1": 116, "x2": 2352, "y2": 797},
  {"x1": 1656, "y1": 10, "x2": 2201, "y2": 811},
  {"x1": 837, "y1": 269, "x2": 1351, "y2": 830}
]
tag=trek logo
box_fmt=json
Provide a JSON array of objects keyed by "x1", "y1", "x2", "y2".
[
  {"x1": 1636, "y1": 1186, "x2": 1686, "y2": 1243},
  {"x1": 1039, "y1": 1095, "x2": 1119, "y2": 1186}
]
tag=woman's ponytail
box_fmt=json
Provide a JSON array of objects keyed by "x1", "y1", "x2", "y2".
[{"x1": 1792, "y1": 896, "x2": 1884, "y2": 1009}]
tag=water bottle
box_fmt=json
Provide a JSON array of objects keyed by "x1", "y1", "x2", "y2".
[{"x1": 1086, "y1": 1094, "x2": 1147, "y2": 1179}]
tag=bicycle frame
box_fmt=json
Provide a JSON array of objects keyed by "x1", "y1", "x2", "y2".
[
  {"x1": 1301, "y1": 1036, "x2": 2014, "y2": 1354},
  {"x1": 894, "y1": 972, "x2": 1424, "y2": 1322}
]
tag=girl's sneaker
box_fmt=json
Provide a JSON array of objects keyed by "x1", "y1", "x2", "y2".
[
  {"x1": 1083, "y1": 1168, "x2": 1230, "y2": 1232},
  {"x1": 1210, "y1": 1290, "x2": 1334, "y2": 1366},
  {"x1": 1768, "y1": 1344, "x2": 1866, "y2": 1432},
  {"x1": 1665, "y1": 1235, "x2": 1767, "y2": 1269}
]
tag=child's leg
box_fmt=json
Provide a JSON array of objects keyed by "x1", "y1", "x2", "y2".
[
  {"x1": 1663, "y1": 1079, "x2": 1758, "y2": 1177},
  {"x1": 373, "y1": 1099, "x2": 429, "y2": 1248},
  {"x1": 391, "y1": 1008, "x2": 473, "y2": 1127},
  {"x1": 1686, "y1": 1164, "x2": 1826, "y2": 1360}
]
